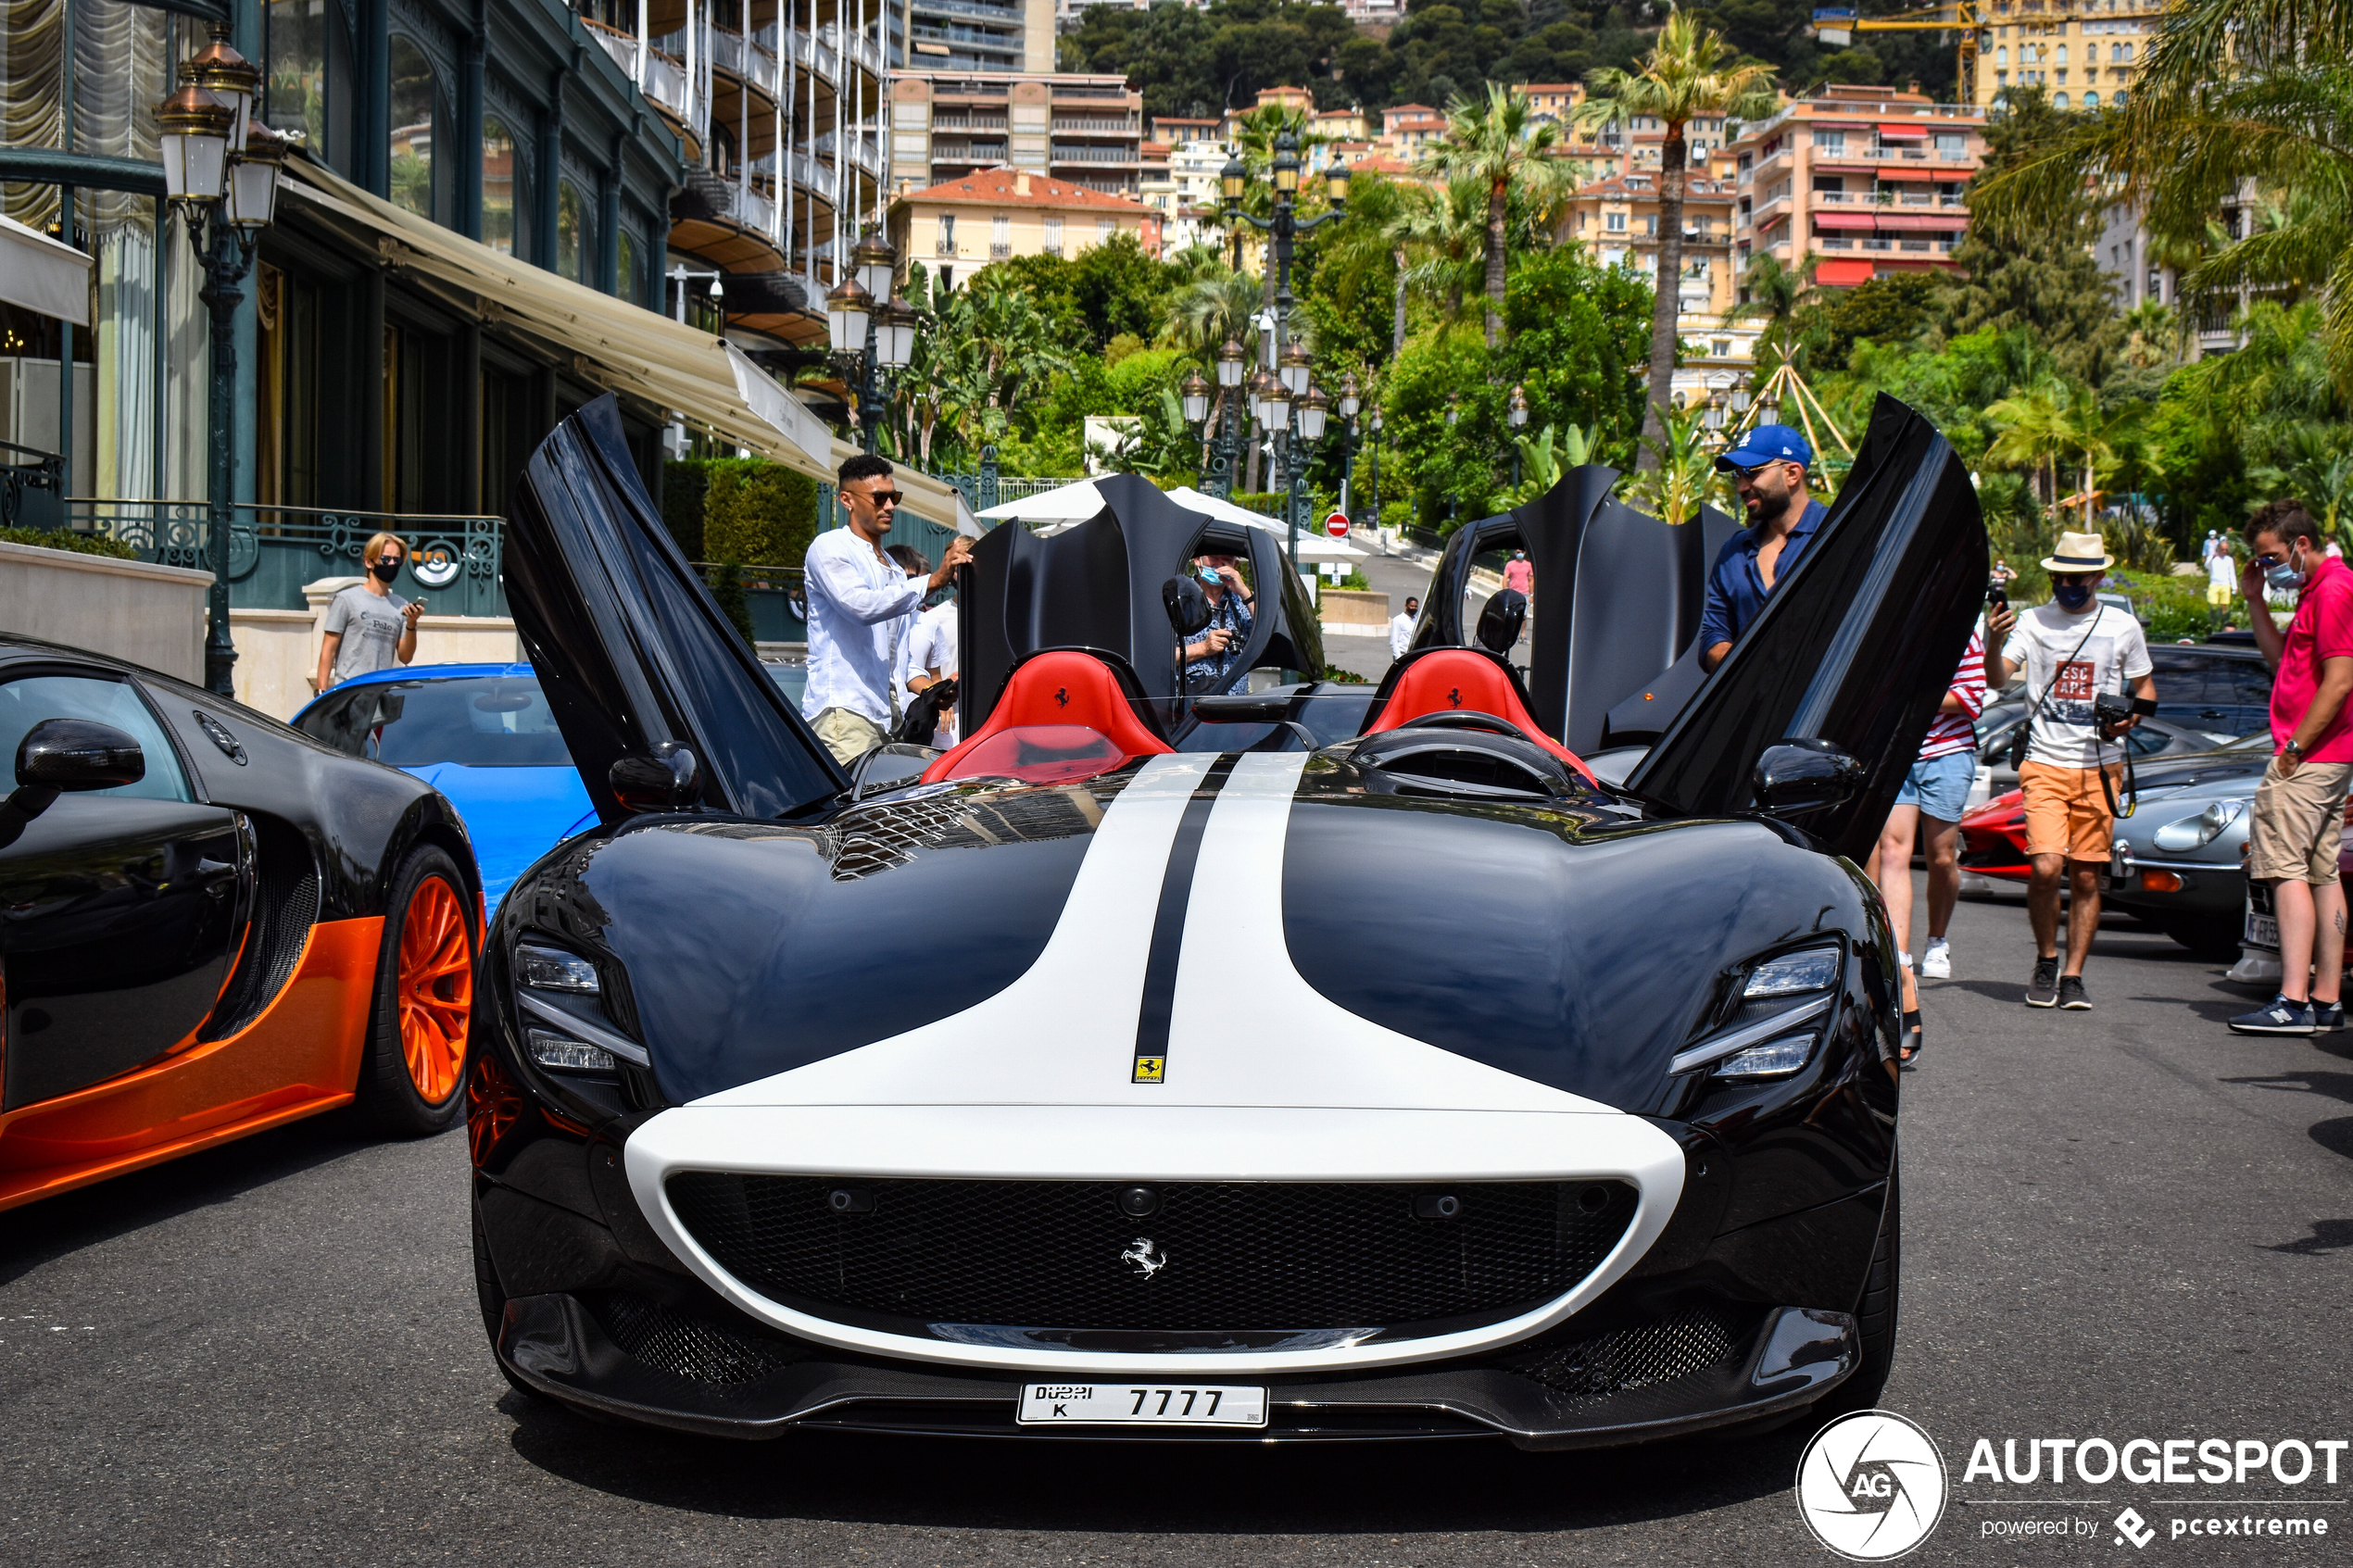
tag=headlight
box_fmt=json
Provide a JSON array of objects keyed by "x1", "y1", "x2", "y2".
[
  {"x1": 1671, "y1": 943, "x2": 1841, "y2": 1079},
  {"x1": 2152, "y1": 797, "x2": 2246, "y2": 852},
  {"x1": 518, "y1": 941, "x2": 600, "y2": 993},
  {"x1": 1744, "y1": 947, "x2": 1842, "y2": 997},
  {"x1": 510, "y1": 936, "x2": 648, "y2": 1072},
  {"x1": 526, "y1": 1027, "x2": 618, "y2": 1073}
]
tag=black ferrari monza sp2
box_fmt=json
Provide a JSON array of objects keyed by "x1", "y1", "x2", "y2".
[{"x1": 468, "y1": 394, "x2": 1985, "y2": 1448}]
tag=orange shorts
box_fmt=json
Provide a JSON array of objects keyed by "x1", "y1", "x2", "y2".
[{"x1": 2020, "y1": 759, "x2": 2125, "y2": 862}]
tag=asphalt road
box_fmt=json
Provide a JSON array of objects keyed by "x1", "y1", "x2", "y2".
[{"x1": 8, "y1": 884, "x2": 2353, "y2": 1566}]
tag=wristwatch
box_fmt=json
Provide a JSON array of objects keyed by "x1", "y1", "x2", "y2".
[{"x1": 2285, "y1": 738, "x2": 2306, "y2": 760}]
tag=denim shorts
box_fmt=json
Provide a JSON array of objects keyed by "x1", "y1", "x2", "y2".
[{"x1": 1895, "y1": 750, "x2": 1975, "y2": 822}]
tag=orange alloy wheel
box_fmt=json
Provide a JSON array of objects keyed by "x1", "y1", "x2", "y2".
[{"x1": 397, "y1": 875, "x2": 473, "y2": 1102}]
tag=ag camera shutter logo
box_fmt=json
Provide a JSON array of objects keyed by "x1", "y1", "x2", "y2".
[{"x1": 1795, "y1": 1410, "x2": 1949, "y2": 1560}]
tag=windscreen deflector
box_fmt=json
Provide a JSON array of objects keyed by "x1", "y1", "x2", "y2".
[{"x1": 504, "y1": 395, "x2": 845, "y2": 822}]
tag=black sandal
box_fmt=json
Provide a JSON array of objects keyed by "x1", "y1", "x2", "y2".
[{"x1": 1900, "y1": 1010, "x2": 1923, "y2": 1064}]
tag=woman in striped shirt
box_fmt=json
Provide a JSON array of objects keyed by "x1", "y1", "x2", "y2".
[{"x1": 1868, "y1": 613, "x2": 2003, "y2": 1061}]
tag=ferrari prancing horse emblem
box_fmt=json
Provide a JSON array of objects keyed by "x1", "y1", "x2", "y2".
[{"x1": 1121, "y1": 1237, "x2": 1167, "y2": 1278}]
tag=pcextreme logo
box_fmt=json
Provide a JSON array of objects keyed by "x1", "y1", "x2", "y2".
[{"x1": 1796, "y1": 1410, "x2": 1951, "y2": 1561}]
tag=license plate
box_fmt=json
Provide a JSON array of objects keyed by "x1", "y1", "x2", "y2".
[
  {"x1": 1017, "y1": 1383, "x2": 1267, "y2": 1427},
  {"x1": 2245, "y1": 909, "x2": 2280, "y2": 952}
]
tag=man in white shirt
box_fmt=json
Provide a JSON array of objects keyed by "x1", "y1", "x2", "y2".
[
  {"x1": 803, "y1": 455, "x2": 971, "y2": 764},
  {"x1": 1993, "y1": 532, "x2": 2157, "y2": 1011},
  {"x1": 2208, "y1": 535, "x2": 2237, "y2": 629},
  {"x1": 1390, "y1": 596, "x2": 1419, "y2": 661},
  {"x1": 908, "y1": 595, "x2": 960, "y2": 747}
]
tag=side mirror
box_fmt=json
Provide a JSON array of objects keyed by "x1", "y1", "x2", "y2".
[
  {"x1": 608, "y1": 741, "x2": 701, "y2": 814},
  {"x1": 0, "y1": 718, "x2": 144, "y2": 850},
  {"x1": 1163, "y1": 574, "x2": 1213, "y2": 638},
  {"x1": 1477, "y1": 588, "x2": 1527, "y2": 655},
  {"x1": 1753, "y1": 738, "x2": 1864, "y2": 817},
  {"x1": 18, "y1": 718, "x2": 145, "y2": 792},
  {"x1": 850, "y1": 742, "x2": 939, "y2": 800}
]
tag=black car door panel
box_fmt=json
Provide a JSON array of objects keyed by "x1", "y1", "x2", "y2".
[
  {"x1": 0, "y1": 668, "x2": 253, "y2": 1110},
  {"x1": 1, "y1": 797, "x2": 249, "y2": 1109}
]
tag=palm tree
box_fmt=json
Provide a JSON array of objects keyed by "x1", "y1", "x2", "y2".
[
  {"x1": 1416, "y1": 84, "x2": 1571, "y2": 348},
  {"x1": 1397, "y1": 177, "x2": 1490, "y2": 327},
  {"x1": 1579, "y1": 7, "x2": 1778, "y2": 467},
  {"x1": 1983, "y1": 380, "x2": 2077, "y2": 512},
  {"x1": 1731, "y1": 252, "x2": 1818, "y2": 371},
  {"x1": 1969, "y1": 0, "x2": 2353, "y2": 389}
]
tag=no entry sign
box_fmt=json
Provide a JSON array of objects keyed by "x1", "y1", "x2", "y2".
[{"x1": 1324, "y1": 512, "x2": 1349, "y2": 538}]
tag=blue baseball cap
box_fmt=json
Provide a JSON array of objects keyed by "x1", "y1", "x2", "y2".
[{"x1": 1716, "y1": 422, "x2": 1813, "y2": 473}]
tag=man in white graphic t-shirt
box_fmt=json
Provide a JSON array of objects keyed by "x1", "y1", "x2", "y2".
[{"x1": 1994, "y1": 531, "x2": 2158, "y2": 1012}]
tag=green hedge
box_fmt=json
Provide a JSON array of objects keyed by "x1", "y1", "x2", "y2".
[
  {"x1": 0, "y1": 526, "x2": 138, "y2": 559},
  {"x1": 662, "y1": 458, "x2": 819, "y2": 570}
]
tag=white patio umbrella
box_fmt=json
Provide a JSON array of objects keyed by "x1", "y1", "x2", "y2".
[
  {"x1": 1290, "y1": 534, "x2": 1368, "y2": 559},
  {"x1": 975, "y1": 478, "x2": 1106, "y2": 524}
]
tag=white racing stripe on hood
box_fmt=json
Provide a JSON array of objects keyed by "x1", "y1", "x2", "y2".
[{"x1": 695, "y1": 748, "x2": 1612, "y2": 1113}]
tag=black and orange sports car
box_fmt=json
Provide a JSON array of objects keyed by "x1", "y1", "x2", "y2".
[{"x1": 0, "y1": 637, "x2": 483, "y2": 1210}]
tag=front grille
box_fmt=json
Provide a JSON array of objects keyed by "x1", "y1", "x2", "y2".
[
  {"x1": 666, "y1": 1175, "x2": 1637, "y2": 1334},
  {"x1": 1507, "y1": 1302, "x2": 1749, "y2": 1399},
  {"x1": 581, "y1": 1291, "x2": 811, "y2": 1386}
]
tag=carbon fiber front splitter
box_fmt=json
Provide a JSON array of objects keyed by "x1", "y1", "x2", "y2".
[{"x1": 496, "y1": 1293, "x2": 1856, "y2": 1450}]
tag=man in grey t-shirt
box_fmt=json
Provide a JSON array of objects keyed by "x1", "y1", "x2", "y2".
[{"x1": 315, "y1": 532, "x2": 423, "y2": 692}]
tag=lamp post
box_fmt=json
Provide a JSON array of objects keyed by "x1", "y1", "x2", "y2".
[
  {"x1": 156, "y1": 26, "x2": 283, "y2": 697},
  {"x1": 826, "y1": 230, "x2": 916, "y2": 456},
  {"x1": 1202, "y1": 336, "x2": 1246, "y2": 499},
  {"x1": 1366, "y1": 404, "x2": 1383, "y2": 549},
  {"x1": 1223, "y1": 128, "x2": 1347, "y2": 564},
  {"x1": 1507, "y1": 383, "x2": 1529, "y2": 491},
  {"x1": 1335, "y1": 371, "x2": 1361, "y2": 520},
  {"x1": 1445, "y1": 393, "x2": 1460, "y2": 531}
]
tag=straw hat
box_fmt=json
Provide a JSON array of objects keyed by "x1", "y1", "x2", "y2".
[{"x1": 2041, "y1": 531, "x2": 2115, "y2": 572}]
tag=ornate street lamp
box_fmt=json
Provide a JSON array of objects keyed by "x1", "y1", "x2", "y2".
[
  {"x1": 852, "y1": 230, "x2": 897, "y2": 302},
  {"x1": 1297, "y1": 384, "x2": 1330, "y2": 443},
  {"x1": 1367, "y1": 404, "x2": 1384, "y2": 545},
  {"x1": 155, "y1": 26, "x2": 281, "y2": 697},
  {"x1": 1445, "y1": 394, "x2": 1461, "y2": 530},
  {"x1": 1224, "y1": 124, "x2": 1348, "y2": 563},
  {"x1": 1179, "y1": 369, "x2": 1212, "y2": 427},
  {"x1": 824, "y1": 274, "x2": 873, "y2": 351}
]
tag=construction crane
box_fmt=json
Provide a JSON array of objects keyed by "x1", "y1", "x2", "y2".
[{"x1": 1810, "y1": 3, "x2": 1985, "y2": 106}]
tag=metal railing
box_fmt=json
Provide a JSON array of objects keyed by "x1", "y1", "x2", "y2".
[
  {"x1": 2, "y1": 439, "x2": 63, "y2": 529},
  {"x1": 57, "y1": 499, "x2": 507, "y2": 617}
]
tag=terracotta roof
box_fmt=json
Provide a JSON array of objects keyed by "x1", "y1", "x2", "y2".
[{"x1": 895, "y1": 167, "x2": 1153, "y2": 212}]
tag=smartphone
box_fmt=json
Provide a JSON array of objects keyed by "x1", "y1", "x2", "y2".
[{"x1": 1986, "y1": 583, "x2": 2008, "y2": 613}]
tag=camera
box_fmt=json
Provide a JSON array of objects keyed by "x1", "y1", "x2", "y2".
[{"x1": 1986, "y1": 580, "x2": 2008, "y2": 613}]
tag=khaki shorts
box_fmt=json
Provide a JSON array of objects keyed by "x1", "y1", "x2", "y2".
[
  {"x1": 2020, "y1": 759, "x2": 2124, "y2": 862},
  {"x1": 811, "y1": 705, "x2": 888, "y2": 765},
  {"x1": 2246, "y1": 758, "x2": 2353, "y2": 884}
]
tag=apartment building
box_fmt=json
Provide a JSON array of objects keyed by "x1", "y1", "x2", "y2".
[
  {"x1": 1523, "y1": 82, "x2": 1583, "y2": 126},
  {"x1": 887, "y1": 166, "x2": 1161, "y2": 289},
  {"x1": 1976, "y1": 0, "x2": 2160, "y2": 109},
  {"x1": 1561, "y1": 168, "x2": 1749, "y2": 401},
  {"x1": 905, "y1": 0, "x2": 1054, "y2": 74},
  {"x1": 1378, "y1": 103, "x2": 1447, "y2": 157},
  {"x1": 889, "y1": 70, "x2": 1144, "y2": 197},
  {"x1": 1727, "y1": 84, "x2": 1985, "y2": 290}
]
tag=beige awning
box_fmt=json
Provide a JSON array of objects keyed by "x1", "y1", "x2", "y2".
[
  {"x1": 278, "y1": 160, "x2": 974, "y2": 534},
  {"x1": 0, "y1": 212, "x2": 92, "y2": 326}
]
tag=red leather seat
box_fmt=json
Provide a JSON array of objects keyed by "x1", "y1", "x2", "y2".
[
  {"x1": 922, "y1": 649, "x2": 1175, "y2": 785},
  {"x1": 1362, "y1": 648, "x2": 1597, "y2": 784}
]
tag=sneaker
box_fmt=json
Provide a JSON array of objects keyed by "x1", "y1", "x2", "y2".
[
  {"x1": 1919, "y1": 939, "x2": 1952, "y2": 980},
  {"x1": 2058, "y1": 975, "x2": 2092, "y2": 1010},
  {"x1": 2230, "y1": 994, "x2": 2317, "y2": 1035},
  {"x1": 2026, "y1": 957, "x2": 2059, "y2": 1007},
  {"x1": 2319, "y1": 1000, "x2": 2346, "y2": 1033}
]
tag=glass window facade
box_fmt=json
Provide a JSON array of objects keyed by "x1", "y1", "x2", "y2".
[{"x1": 387, "y1": 35, "x2": 440, "y2": 221}]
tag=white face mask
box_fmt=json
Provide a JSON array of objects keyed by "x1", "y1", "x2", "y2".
[{"x1": 2267, "y1": 542, "x2": 2309, "y2": 593}]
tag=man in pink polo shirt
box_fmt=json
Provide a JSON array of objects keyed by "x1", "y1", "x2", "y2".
[{"x1": 2231, "y1": 499, "x2": 2353, "y2": 1035}]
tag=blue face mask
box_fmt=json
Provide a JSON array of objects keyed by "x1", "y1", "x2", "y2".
[
  {"x1": 2054, "y1": 583, "x2": 2094, "y2": 610},
  {"x1": 2266, "y1": 546, "x2": 2307, "y2": 592}
]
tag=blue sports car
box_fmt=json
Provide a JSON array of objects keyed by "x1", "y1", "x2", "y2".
[{"x1": 293, "y1": 664, "x2": 596, "y2": 918}]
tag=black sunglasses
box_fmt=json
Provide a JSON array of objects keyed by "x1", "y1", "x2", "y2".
[{"x1": 854, "y1": 489, "x2": 905, "y2": 507}]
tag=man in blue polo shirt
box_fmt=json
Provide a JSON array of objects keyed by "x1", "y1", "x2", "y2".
[{"x1": 1698, "y1": 424, "x2": 1830, "y2": 672}]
